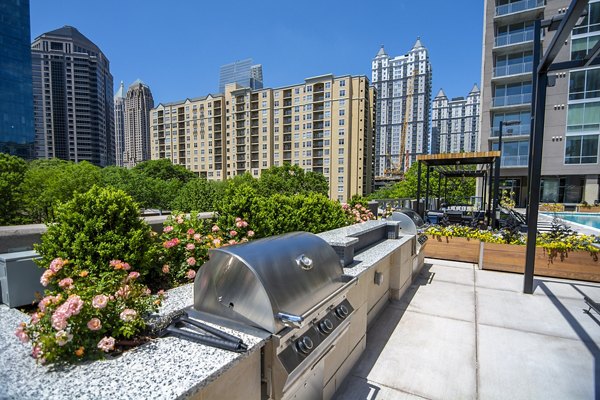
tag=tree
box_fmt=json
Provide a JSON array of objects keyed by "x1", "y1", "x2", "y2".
[
  {"x1": 257, "y1": 164, "x2": 329, "y2": 197},
  {"x1": 171, "y1": 178, "x2": 225, "y2": 212},
  {"x1": 133, "y1": 159, "x2": 197, "y2": 183},
  {"x1": 0, "y1": 153, "x2": 28, "y2": 224},
  {"x1": 21, "y1": 159, "x2": 101, "y2": 222}
]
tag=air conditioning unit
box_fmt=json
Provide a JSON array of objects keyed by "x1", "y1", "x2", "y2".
[{"x1": 0, "y1": 251, "x2": 44, "y2": 308}]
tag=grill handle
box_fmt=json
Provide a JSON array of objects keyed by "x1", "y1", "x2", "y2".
[{"x1": 276, "y1": 312, "x2": 303, "y2": 328}]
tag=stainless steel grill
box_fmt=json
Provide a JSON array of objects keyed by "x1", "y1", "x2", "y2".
[
  {"x1": 389, "y1": 209, "x2": 428, "y2": 253},
  {"x1": 191, "y1": 231, "x2": 357, "y2": 400}
]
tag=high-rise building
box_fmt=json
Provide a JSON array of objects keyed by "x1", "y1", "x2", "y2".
[
  {"x1": 114, "y1": 81, "x2": 125, "y2": 167},
  {"x1": 31, "y1": 26, "x2": 115, "y2": 166},
  {"x1": 371, "y1": 39, "x2": 432, "y2": 177},
  {"x1": 123, "y1": 79, "x2": 154, "y2": 168},
  {"x1": 150, "y1": 74, "x2": 375, "y2": 202},
  {"x1": 480, "y1": 0, "x2": 599, "y2": 206},
  {"x1": 431, "y1": 84, "x2": 481, "y2": 154},
  {"x1": 0, "y1": 0, "x2": 34, "y2": 158},
  {"x1": 218, "y1": 59, "x2": 263, "y2": 93}
]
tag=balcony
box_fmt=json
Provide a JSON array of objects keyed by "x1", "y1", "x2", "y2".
[
  {"x1": 493, "y1": 62, "x2": 533, "y2": 78},
  {"x1": 492, "y1": 124, "x2": 531, "y2": 137},
  {"x1": 495, "y1": 0, "x2": 544, "y2": 17},
  {"x1": 501, "y1": 154, "x2": 529, "y2": 167},
  {"x1": 492, "y1": 93, "x2": 531, "y2": 107},
  {"x1": 494, "y1": 30, "x2": 534, "y2": 48}
]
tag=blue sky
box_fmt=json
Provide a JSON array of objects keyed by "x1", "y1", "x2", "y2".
[{"x1": 30, "y1": 0, "x2": 484, "y2": 103}]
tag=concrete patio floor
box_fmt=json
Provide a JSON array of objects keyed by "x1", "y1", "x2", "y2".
[{"x1": 333, "y1": 258, "x2": 600, "y2": 400}]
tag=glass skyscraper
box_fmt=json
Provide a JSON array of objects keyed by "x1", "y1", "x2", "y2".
[
  {"x1": 218, "y1": 58, "x2": 263, "y2": 93},
  {"x1": 0, "y1": 0, "x2": 34, "y2": 158}
]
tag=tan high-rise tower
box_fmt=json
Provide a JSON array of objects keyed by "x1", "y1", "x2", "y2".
[{"x1": 124, "y1": 79, "x2": 154, "y2": 168}]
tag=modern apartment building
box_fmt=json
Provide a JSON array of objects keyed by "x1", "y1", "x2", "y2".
[
  {"x1": 31, "y1": 26, "x2": 115, "y2": 166},
  {"x1": 114, "y1": 81, "x2": 125, "y2": 167},
  {"x1": 218, "y1": 59, "x2": 263, "y2": 93},
  {"x1": 431, "y1": 84, "x2": 481, "y2": 154},
  {"x1": 150, "y1": 74, "x2": 375, "y2": 202},
  {"x1": 481, "y1": 0, "x2": 599, "y2": 206},
  {"x1": 371, "y1": 39, "x2": 432, "y2": 177},
  {"x1": 123, "y1": 79, "x2": 154, "y2": 168},
  {"x1": 0, "y1": 0, "x2": 34, "y2": 158}
]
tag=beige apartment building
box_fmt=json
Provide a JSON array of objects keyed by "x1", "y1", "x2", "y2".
[
  {"x1": 480, "y1": 0, "x2": 599, "y2": 206},
  {"x1": 150, "y1": 74, "x2": 375, "y2": 202}
]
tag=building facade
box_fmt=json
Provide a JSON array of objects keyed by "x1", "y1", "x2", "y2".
[
  {"x1": 0, "y1": 0, "x2": 34, "y2": 158},
  {"x1": 31, "y1": 26, "x2": 115, "y2": 166},
  {"x1": 371, "y1": 39, "x2": 432, "y2": 177},
  {"x1": 123, "y1": 79, "x2": 154, "y2": 168},
  {"x1": 431, "y1": 85, "x2": 481, "y2": 154},
  {"x1": 150, "y1": 74, "x2": 375, "y2": 202},
  {"x1": 218, "y1": 59, "x2": 263, "y2": 93},
  {"x1": 480, "y1": 0, "x2": 599, "y2": 205},
  {"x1": 114, "y1": 81, "x2": 125, "y2": 167}
]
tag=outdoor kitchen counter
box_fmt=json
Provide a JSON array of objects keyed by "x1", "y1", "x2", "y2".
[{"x1": 0, "y1": 284, "x2": 267, "y2": 400}]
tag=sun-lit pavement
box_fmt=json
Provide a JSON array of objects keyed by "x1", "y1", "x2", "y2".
[{"x1": 334, "y1": 258, "x2": 600, "y2": 400}]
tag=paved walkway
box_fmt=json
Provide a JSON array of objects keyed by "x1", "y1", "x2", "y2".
[{"x1": 334, "y1": 258, "x2": 600, "y2": 400}]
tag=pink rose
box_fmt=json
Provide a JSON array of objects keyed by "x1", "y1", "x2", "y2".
[
  {"x1": 31, "y1": 345, "x2": 42, "y2": 359},
  {"x1": 236, "y1": 221, "x2": 243, "y2": 228},
  {"x1": 58, "y1": 277, "x2": 74, "y2": 289},
  {"x1": 187, "y1": 257, "x2": 196, "y2": 266},
  {"x1": 143, "y1": 287, "x2": 151, "y2": 295},
  {"x1": 162, "y1": 264, "x2": 170, "y2": 274},
  {"x1": 97, "y1": 336, "x2": 115, "y2": 352},
  {"x1": 40, "y1": 269, "x2": 53, "y2": 287},
  {"x1": 55, "y1": 330, "x2": 73, "y2": 346},
  {"x1": 247, "y1": 230, "x2": 255, "y2": 237},
  {"x1": 213, "y1": 238, "x2": 221, "y2": 246},
  {"x1": 49, "y1": 257, "x2": 66, "y2": 273},
  {"x1": 229, "y1": 230, "x2": 237, "y2": 237},
  {"x1": 163, "y1": 225, "x2": 174, "y2": 233},
  {"x1": 186, "y1": 243, "x2": 195, "y2": 250},
  {"x1": 235, "y1": 217, "x2": 241, "y2": 222},
  {"x1": 51, "y1": 311, "x2": 68, "y2": 330},
  {"x1": 38, "y1": 295, "x2": 56, "y2": 312},
  {"x1": 127, "y1": 271, "x2": 140, "y2": 281},
  {"x1": 186, "y1": 270, "x2": 196, "y2": 280},
  {"x1": 242, "y1": 221, "x2": 248, "y2": 228},
  {"x1": 31, "y1": 312, "x2": 42, "y2": 325},
  {"x1": 15, "y1": 324, "x2": 29, "y2": 343},
  {"x1": 92, "y1": 294, "x2": 109, "y2": 309},
  {"x1": 87, "y1": 318, "x2": 102, "y2": 331},
  {"x1": 115, "y1": 285, "x2": 131, "y2": 299},
  {"x1": 176, "y1": 216, "x2": 184, "y2": 224},
  {"x1": 187, "y1": 228, "x2": 195, "y2": 235},
  {"x1": 212, "y1": 225, "x2": 220, "y2": 232},
  {"x1": 228, "y1": 239, "x2": 237, "y2": 245},
  {"x1": 193, "y1": 233, "x2": 201, "y2": 241},
  {"x1": 120, "y1": 309, "x2": 137, "y2": 322}
]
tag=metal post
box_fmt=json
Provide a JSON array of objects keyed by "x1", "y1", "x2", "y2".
[
  {"x1": 416, "y1": 161, "x2": 422, "y2": 215},
  {"x1": 482, "y1": 172, "x2": 488, "y2": 214},
  {"x1": 527, "y1": 19, "x2": 542, "y2": 221},
  {"x1": 425, "y1": 166, "x2": 431, "y2": 216},
  {"x1": 438, "y1": 172, "x2": 442, "y2": 209},
  {"x1": 487, "y1": 162, "x2": 494, "y2": 227},
  {"x1": 492, "y1": 120, "x2": 504, "y2": 229}
]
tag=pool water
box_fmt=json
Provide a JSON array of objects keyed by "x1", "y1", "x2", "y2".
[{"x1": 549, "y1": 212, "x2": 600, "y2": 229}]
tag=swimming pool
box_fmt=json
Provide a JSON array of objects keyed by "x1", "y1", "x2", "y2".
[{"x1": 549, "y1": 212, "x2": 600, "y2": 229}]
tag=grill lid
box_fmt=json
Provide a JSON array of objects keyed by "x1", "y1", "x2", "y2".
[{"x1": 193, "y1": 232, "x2": 345, "y2": 333}]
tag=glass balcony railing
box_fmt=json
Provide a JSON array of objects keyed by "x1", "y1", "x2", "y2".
[
  {"x1": 492, "y1": 124, "x2": 531, "y2": 136},
  {"x1": 494, "y1": 30, "x2": 534, "y2": 47},
  {"x1": 495, "y1": 0, "x2": 544, "y2": 17},
  {"x1": 493, "y1": 62, "x2": 533, "y2": 77},
  {"x1": 501, "y1": 155, "x2": 529, "y2": 167},
  {"x1": 492, "y1": 93, "x2": 532, "y2": 107}
]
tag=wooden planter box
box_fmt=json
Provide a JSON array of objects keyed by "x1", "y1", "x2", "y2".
[
  {"x1": 576, "y1": 206, "x2": 600, "y2": 213},
  {"x1": 482, "y1": 242, "x2": 600, "y2": 282},
  {"x1": 425, "y1": 236, "x2": 480, "y2": 263}
]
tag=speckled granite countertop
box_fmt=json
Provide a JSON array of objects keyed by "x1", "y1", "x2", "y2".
[
  {"x1": 317, "y1": 221, "x2": 414, "y2": 277},
  {"x1": 0, "y1": 283, "x2": 267, "y2": 400}
]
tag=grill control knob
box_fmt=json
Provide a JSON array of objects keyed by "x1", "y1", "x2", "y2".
[
  {"x1": 335, "y1": 305, "x2": 349, "y2": 319},
  {"x1": 296, "y1": 336, "x2": 314, "y2": 354},
  {"x1": 318, "y1": 318, "x2": 334, "y2": 334}
]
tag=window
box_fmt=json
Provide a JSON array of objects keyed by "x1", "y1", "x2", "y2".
[
  {"x1": 569, "y1": 68, "x2": 600, "y2": 100},
  {"x1": 339, "y1": 90, "x2": 346, "y2": 97},
  {"x1": 573, "y1": 1, "x2": 600, "y2": 35},
  {"x1": 339, "y1": 80, "x2": 346, "y2": 87},
  {"x1": 567, "y1": 101, "x2": 600, "y2": 133},
  {"x1": 262, "y1": 92, "x2": 267, "y2": 98},
  {"x1": 565, "y1": 134, "x2": 599, "y2": 164},
  {"x1": 339, "y1": 109, "x2": 345, "y2": 116}
]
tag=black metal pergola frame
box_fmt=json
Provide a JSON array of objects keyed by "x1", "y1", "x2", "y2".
[
  {"x1": 415, "y1": 152, "x2": 501, "y2": 225},
  {"x1": 523, "y1": 0, "x2": 597, "y2": 294}
]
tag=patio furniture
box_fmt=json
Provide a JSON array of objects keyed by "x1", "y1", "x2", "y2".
[{"x1": 584, "y1": 295, "x2": 600, "y2": 316}]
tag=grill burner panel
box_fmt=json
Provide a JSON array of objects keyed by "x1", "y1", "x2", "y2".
[{"x1": 278, "y1": 299, "x2": 354, "y2": 374}]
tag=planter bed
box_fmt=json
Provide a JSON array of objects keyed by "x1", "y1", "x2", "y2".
[
  {"x1": 425, "y1": 235, "x2": 480, "y2": 264},
  {"x1": 482, "y1": 242, "x2": 600, "y2": 282}
]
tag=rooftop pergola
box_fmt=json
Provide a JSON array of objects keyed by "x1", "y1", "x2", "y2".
[{"x1": 415, "y1": 151, "x2": 501, "y2": 227}]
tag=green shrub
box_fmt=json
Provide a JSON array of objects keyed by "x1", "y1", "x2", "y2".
[
  {"x1": 34, "y1": 186, "x2": 158, "y2": 281},
  {"x1": 0, "y1": 153, "x2": 28, "y2": 224},
  {"x1": 19, "y1": 186, "x2": 163, "y2": 364},
  {"x1": 171, "y1": 179, "x2": 224, "y2": 212}
]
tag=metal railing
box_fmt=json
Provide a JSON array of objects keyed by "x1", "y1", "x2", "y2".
[
  {"x1": 495, "y1": 0, "x2": 544, "y2": 17},
  {"x1": 494, "y1": 30, "x2": 534, "y2": 47},
  {"x1": 492, "y1": 124, "x2": 531, "y2": 136},
  {"x1": 493, "y1": 62, "x2": 533, "y2": 77},
  {"x1": 501, "y1": 155, "x2": 529, "y2": 167},
  {"x1": 492, "y1": 93, "x2": 532, "y2": 107}
]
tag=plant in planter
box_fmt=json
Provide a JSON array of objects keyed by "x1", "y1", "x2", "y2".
[
  {"x1": 17, "y1": 186, "x2": 163, "y2": 364},
  {"x1": 157, "y1": 212, "x2": 255, "y2": 287}
]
